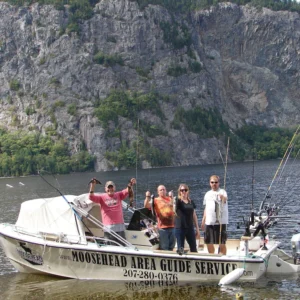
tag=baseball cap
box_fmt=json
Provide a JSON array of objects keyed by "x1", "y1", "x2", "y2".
[{"x1": 105, "y1": 181, "x2": 116, "y2": 189}]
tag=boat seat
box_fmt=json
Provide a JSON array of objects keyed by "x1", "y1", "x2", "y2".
[
  {"x1": 241, "y1": 236, "x2": 253, "y2": 241},
  {"x1": 40, "y1": 232, "x2": 62, "y2": 241}
]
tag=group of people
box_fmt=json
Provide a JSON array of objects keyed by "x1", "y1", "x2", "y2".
[{"x1": 88, "y1": 175, "x2": 228, "y2": 255}]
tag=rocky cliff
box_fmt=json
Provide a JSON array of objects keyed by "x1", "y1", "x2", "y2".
[{"x1": 0, "y1": 1, "x2": 299, "y2": 171}]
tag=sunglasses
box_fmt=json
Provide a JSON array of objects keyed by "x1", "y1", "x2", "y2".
[
  {"x1": 180, "y1": 189, "x2": 188, "y2": 192},
  {"x1": 210, "y1": 181, "x2": 219, "y2": 184},
  {"x1": 107, "y1": 185, "x2": 114, "y2": 188}
]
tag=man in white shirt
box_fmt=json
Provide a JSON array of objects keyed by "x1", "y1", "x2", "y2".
[{"x1": 201, "y1": 175, "x2": 228, "y2": 255}]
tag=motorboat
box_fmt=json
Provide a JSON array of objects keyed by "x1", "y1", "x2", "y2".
[{"x1": 1, "y1": 193, "x2": 299, "y2": 285}]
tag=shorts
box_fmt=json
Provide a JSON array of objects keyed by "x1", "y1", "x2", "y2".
[{"x1": 204, "y1": 224, "x2": 227, "y2": 244}]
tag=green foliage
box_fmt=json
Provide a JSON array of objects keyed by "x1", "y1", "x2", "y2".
[
  {"x1": 69, "y1": 0, "x2": 93, "y2": 20},
  {"x1": 39, "y1": 57, "x2": 46, "y2": 65},
  {"x1": 54, "y1": 100, "x2": 65, "y2": 108},
  {"x1": 67, "y1": 103, "x2": 77, "y2": 116},
  {"x1": 138, "y1": 139, "x2": 172, "y2": 167},
  {"x1": 105, "y1": 142, "x2": 137, "y2": 169},
  {"x1": 66, "y1": 22, "x2": 80, "y2": 35},
  {"x1": 107, "y1": 36, "x2": 117, "y2": 43},
  {"x1": 171, "y1": 106, "x2": 229, "y2": 138},
  {"x1": 105, "y1": 139, "x2": 172, "y2": 169},
  {"x1": 0, "y1": 130, "x2": 94, "y2": 177},
  {"x1": 94, "y1": 51, "x2": 124, "y2": 67},
  {"x1": 94, "y1": 90, "x2": 171, "y2": 169},
  {"x1": 131, "y1": 0, "x2": 300, "y2": 13},
  {"x1": 167, "y1": 65, "x2": 187, "y2": 77},
  {"x1": 9, "y1": 79, "x2": 21, "y2": 91},
  {"x1": 132, "y1": 0, "x2": 201, "y2": 12},
  {"x1": 49, "y1": 77, "x2": 60, "y2": 86},
  {"x1": 160, "y1": 21, "x2": 192, "y2": 49},
  {"x1": 139, "y1": 120, "x2": 168, "y2": 137},
  {"x1": 25, "y1": 106, "x2": 36, "y2": 116},
  {"x1": 235, "y1": 125, "x2": 298, "y2": 160},
  {"x1": 136, "y1": 67, "x2": 150, "y2": 78},
  {"x1": 94, "y1": 90, "x2": 165, "y2": 130},
  {"x1": 249, "y1": 0, "x2": 300, "y2": 12},
  {"x1": 189, "y1": 60, "x2": 202, "y2": 73}
]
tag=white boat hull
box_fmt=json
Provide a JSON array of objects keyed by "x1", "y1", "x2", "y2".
[
  {"x1": 1, "y1": 194, "x2": 298, "y2": 283},
  {"x1": 0, "y1": 226, "x2": 271, "y2": 282}
]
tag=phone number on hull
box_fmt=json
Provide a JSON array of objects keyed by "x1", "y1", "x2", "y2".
[{"x1": 123, "y1": 269, "x2": 178, "y2": 282}]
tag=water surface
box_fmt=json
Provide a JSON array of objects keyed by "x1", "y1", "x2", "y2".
[{"x1": 1, "y1": 160, "x2": 300, "y2": 299}]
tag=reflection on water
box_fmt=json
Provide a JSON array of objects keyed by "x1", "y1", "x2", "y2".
[
  {"x1": 1, "y1": 161, "x2": 300, "y2": 299},
  {"x1": 1, "y1": 273, "x2": 300, "y2": 300}
]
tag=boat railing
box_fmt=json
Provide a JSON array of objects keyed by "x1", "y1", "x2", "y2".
[
  {"x1": 10, "y1": 224, "x2": 88, "y2": 245},
  {"x1": 85, "y1": 236, "x2": 131, "y2": 248},
  {"x1": 73, "y1": 204, "x2": 136, "y2": 249}
]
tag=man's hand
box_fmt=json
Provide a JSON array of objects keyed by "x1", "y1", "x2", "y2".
[
  {"x1": 88, "y1": 177, "x2": 101, "y2": 185},
  {"x1": 129, "y1": 178, "x2": 136, "y2": 186},
  {"x1": 219, "y1": 194, "x2": 227, "y2": 203}
]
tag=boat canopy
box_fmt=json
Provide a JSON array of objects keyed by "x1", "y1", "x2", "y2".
[{"x1": 15, "y1": 194, "x2": 101, "y2": 243}]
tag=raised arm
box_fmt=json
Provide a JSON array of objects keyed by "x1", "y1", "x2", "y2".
[{"x1": 144, "y1": 191, "x2": 151, "y2": 209}]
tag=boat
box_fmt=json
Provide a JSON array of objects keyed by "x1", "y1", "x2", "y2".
[{"x1": 1, "y1": 192, "x2": 300, "y2": 284}]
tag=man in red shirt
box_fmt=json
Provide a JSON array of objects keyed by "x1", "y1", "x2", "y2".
[{"x1": 89, "y1": 178, "x2": 136, "y2": 245}]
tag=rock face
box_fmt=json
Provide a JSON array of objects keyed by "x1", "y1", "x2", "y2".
[{"x1": 0, "y1": 1, "x2": 299, "y2": 171}]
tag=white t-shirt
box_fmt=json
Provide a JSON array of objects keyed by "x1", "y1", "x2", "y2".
[{"x1": 203, "y1": 188, "x2": 228, "y2": 225}]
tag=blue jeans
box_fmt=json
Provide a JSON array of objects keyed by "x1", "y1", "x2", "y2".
[
  {"x1": 175, "y1": 228, "x2": 197, "y2": 252},
  {"x1": 158, "y1": 228, "x2": 175, "y2": 250}
]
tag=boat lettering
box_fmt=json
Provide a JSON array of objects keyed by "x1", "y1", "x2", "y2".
[
  {"x1": 125, "y1": 280, "x2": 178, "y2": 291},
  {"x1": 71, "y1": 251, "x2": 238, "y2": 277},
  {"x1": 243, "y1": 270, "x2": 253, "y2": 277},
  {"x1": 131, "y1": 256, "x2": 156, "y2": 270},
  {"x1": 17, "y1": 248, "x2": 43, "y2": 265},
  {"x1": 123, "y1": 269, "x2": 178, "y2": 282},
  {"x1": 72, "y1": 251, "x2": 127, "y2": 267},
  {"x1": 195, "y1": 261, "x2": 238, "y2": 275},
  {"x1": 160, "y1": 258, "x2": 191, "y2": 273}
]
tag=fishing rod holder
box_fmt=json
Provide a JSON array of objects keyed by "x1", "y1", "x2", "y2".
[{"x1": 236, "y1": 216, "x2": 251, "y2": 237}]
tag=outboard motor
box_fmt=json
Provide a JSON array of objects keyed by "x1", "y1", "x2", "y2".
[{"x1": 291, "y1": 233, "x2": 300, "y2": 264}]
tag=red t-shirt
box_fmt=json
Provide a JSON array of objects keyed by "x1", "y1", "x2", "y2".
[
  {"x1": 154, "y1": 196, "x2": 175, "y2": 229},
  {"x1": 89, "y1": 189, "x2": 128, "y2": 226}
]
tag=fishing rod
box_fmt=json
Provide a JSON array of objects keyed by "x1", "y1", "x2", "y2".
[
  {"x1": 218, "y1": 137, "x2": 229, "y2": 251},
  {"x1": 135, "y1": 118, "x2": 140, "y2": 207},
  {"x1": 250, "y1": 147, "x2": 256, "y2": 225},
  {"x1": 258, "y1": 145, "x2": 300, "y2": 222},
  {"x1": 259, "y1": 125, "x2": 300, "y2": 212},
  {"x1": 270, "y1": 149, "x2": 300, "y2": 211},
  {"x1": 224, "y1": 137, "x2": 230, "y2": 190},
  {"x1": 40, "y1": 172, "x2": 135, "y2": 247},
  {"x1": 270, "y1": 143, "x2": 295, "y2": 199},
  {"x1": 39, "y1": 170, "x2": 81, "y2": 220},
  {"x1": 38, "y1": 170, "x2": 94, "y2": 238}
]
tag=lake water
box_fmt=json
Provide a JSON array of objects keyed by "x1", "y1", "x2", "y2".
[{"x1": 1, "y1": 160, "x2": 300, "y2": 299}]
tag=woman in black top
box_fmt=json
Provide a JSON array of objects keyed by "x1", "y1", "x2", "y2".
[{"x1": 175, "y1": 184, "x2": 200, "y2": 253}]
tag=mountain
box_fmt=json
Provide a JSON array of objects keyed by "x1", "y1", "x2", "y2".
[{"x1": 0, "y1": 1, "x2": 299, "y2": 171}]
